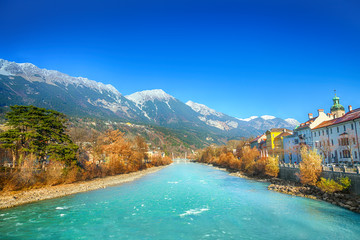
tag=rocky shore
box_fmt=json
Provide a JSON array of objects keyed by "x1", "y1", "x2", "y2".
[
  {"x1": 267, "y1": 179, "x2": 360, "y2": 213},
  {"x1": 0, "y1": 165, "x2": 168, "y2": 209},
  {"x1": 207, "y1": 164, "x2": 360, "y2": 214}
]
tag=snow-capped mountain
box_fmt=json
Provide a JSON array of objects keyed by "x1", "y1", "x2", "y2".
[
  {"x1": 0, "y1": 59, "x2": 143, "y2": 120},
  {"x1": 237, "y1": 115, "x2": 299, "y2": 134},
  {"x1": 127, "y1": 89, "x2": 174, "y2": 105},
  {"x1": 186, "y1": 101, "x2": 240, "y2": 131},
  {"x1": 0, "y1": 58, "x2": 299, "y2": 139},
  {"x1": 126, "y1": 89, "x2": 202, "y2": 126},
  {"x1": 285, "y1": 118, "x2": 300, "y2": 126},
  {"x1": 186, "y1": 100, "x2": 299, "y2": 134},
  {"x1": 186, "y1": 101, "x2": 224, "y2": 117},
  {"x1": 0, "y1": 59, "x2": 120, "y2": 95}
]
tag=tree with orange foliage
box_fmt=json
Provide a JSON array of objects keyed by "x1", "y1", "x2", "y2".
[
  {"x1": 254, "y1": 157, "x2": 267, "y2": 175},
  {"x1": 299, "y1": 147, "x2": 322, "y2": 186},
  {"x1": 239, "y1": 146, "x2": 259, "y2": 174},
  {"x1": 265, "y1": 156, "x2": 279, "y2": 177},
  {"x1": 100, "y1": 130, "x2": 133, "y2": 174}
]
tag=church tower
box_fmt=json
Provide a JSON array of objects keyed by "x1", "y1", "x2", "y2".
[{"x1": 330, "y1": 92, "x2": 345, "y2": 118}]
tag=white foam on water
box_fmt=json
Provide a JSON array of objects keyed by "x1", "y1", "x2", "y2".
[
  {"x1": 167, "y1": 181, "x2": 178, "y2": 184},
  {"x1": 55, "y1": 206, "x2": 68, "y2": 210},
  {"x1": 60, "y1": 214, "x2": 65, "y2": 217},
  {"x1": 16, "y1": 223, "x2": 23, "y2": 226},
  {"x1": 180, "y1": 208, "x2": 209, "y2": 217}
]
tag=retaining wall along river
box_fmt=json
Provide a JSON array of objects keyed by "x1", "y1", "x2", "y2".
[{"x1": 278, "y1": 165, "x2": 360, "y2": 194}]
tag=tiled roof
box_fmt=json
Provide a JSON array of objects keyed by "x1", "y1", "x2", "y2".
[
  {"x1": 313, "y1": 108, "x2": 360, "y2": 130},
  {"x1": 295, "y1": 117, "x2": 316, "y2": 130},
  {"x1": 250, "y1": 134, "x2": 266, "y2": 143},
  {"x1": 267, "y1": 128, "x2": 292, "y2": 132},
  {"x1": 274, "y1": 132, "x2": 292, "y2": 139}
]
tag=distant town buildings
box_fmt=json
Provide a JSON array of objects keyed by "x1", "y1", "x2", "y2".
[{"x1": 251, "y1": 93, "x2": 360, "y2": 165}]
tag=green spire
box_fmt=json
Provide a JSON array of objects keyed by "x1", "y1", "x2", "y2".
[{"x1": 331, "y1": 91, "x2": 344, "y2": 112}]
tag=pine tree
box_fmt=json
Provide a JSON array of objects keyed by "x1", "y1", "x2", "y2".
[{"x1": 0, "y1": 105, "x2": 78, "y2": 167}]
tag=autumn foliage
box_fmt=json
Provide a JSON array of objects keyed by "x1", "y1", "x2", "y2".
[
  {"x1": 298, "y1": 147, "x2": 322, "y2": 186},
  {"x1": 196, "y1": 141, "x2": 278, "y2": 177},
  {"x1": 0, "y1": 115, "x2": 172, "y2": 191},
  {"x1": 265, "y1": 156, "x2": 279, "y2": 177},
  {"x1": 317, "y1": 177, "x2": 351, "y2": 193}
]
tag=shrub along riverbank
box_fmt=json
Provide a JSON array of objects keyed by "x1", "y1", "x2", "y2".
[{"x1": 195, "y1": 141, "x2": 360, "y2": 213}]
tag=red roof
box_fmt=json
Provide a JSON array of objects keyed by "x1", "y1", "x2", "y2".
[
  {"x1": 250, "y1": 134, "x2": 266, "y2": 143},
  {"x1": 295, "y1": 117, "x2": 316, "y2": 130},
  {"x1": 313, "y1": 108, "x2": 360, "y2": 130}
]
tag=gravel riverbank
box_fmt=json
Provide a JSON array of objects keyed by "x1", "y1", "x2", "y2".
[{"x1": 0, "y1": 165, "x2": 168, "y2": 209}]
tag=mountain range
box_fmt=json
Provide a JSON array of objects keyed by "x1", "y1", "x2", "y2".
[{"x1": 0, "y1": 59, "x2": 299, "y2": 147}]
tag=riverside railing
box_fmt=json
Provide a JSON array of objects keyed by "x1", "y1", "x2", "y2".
[{"x1": 279, "y1": 163, "x2": 360, "y2": 174}]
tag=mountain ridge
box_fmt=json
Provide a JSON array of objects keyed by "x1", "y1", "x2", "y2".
[{"x1": 0, "y1": 58, "x2": 299, "y2": 144}]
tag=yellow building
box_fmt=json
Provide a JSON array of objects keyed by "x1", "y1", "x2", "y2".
[
  {"x1": 265, "y1": 128, "x2": 292, "y2": 158},
  {"x1": 274, "y1": 132, "x2": 293, "y2": 162}
]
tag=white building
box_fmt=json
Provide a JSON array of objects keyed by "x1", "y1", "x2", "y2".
[
  {"x1": 283, "y1": 108, "x2": 332, "y2": 163},
  {"x1": 312, "y1": 105, "x2": 360, "y2": 164}
]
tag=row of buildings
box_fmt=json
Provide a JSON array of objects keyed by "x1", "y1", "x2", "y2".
[{"x1": 250, "y1": 94, "x2": 360, "y2": 165}]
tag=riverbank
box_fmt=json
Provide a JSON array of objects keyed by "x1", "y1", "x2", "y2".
[
  {"x1": 267, "y1": 179, "x2": 360, "y2": 213},
  {"x1": 203, "y1": 163, "x2": 360, "y2": 214},
  {"x1": 0, "y1": 165, "x2": 168, "y2": 209}
]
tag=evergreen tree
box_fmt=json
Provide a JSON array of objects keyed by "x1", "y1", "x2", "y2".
[{"x1": 0, "y1": 105, "x2": 78, "y2": 167}]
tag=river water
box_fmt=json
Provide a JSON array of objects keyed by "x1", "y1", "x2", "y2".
[{"x1": 1, "y1": 162, "x2": 360, "y2": 239}]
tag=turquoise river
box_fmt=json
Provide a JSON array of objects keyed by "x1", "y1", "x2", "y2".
[{"x1": 1, "y1": 162, "x2": 360, "y2": 239}]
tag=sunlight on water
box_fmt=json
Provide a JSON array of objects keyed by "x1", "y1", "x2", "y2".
[{"x1": 1, "y1": 163, "x2": 360, "y2": 240}]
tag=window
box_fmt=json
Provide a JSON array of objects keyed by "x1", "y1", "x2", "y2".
[
  {"x1": 344, "y1": 125, "x2": 346, "y2": 131},
  {"x1": 337, "y1": 127, "x2": 339, "y2": 133},
  {"x1": 355, "y1": 151, "x2": 358, "y2": 159},
  {"x1": 340, "y1": 138, "x2": 349, "y2": 146},
  {"x1": 353, "y1": 138, "x2": 356, "y2": 145},
  {"x1": 330, "y1": 129, "x2": 333, "y2": 134},
  {"x1": 322, "y1": 130, "x2": 324, "y2": 136},
  {"x1": 319, "y1": 141, "x2": 322, "y2": 147},
  {"x1": 326, "y1": 129, "x2": 329, "y2": 135},
  {"x1": 315, "y1": 142, "x2": 318, "y2": 147},
  {"x1": 314, "y1": 132, "x2": 316, "y2": 137},
  {"x1": 331, "y1": 139, "x2": 334, "y2": 146},
  {"x1": 343, "y1": 150, "x2": 350, "y2": 158},
  {"x1": 340, "y1": 152, "x2": 342, "y2": 158},
  {"x1": 351, "y1": 124, "x2": 354, "y2": 130}
]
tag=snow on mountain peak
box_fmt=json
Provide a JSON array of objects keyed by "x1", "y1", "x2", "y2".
[
  {"x1": 186, "y1": 101, "x2": 224, "y2": 117},
  {"x1": 237, "y1": 116, "x2": 259, "y2": 122},
  {"x1": 126, "y1": 89, "x2": 174, "y2": 106},
  {"x1": 285, "y1": 118, "x2": 300, "y2": 126},
  {"x1": 260, "y1": 115, "x2": 276, "y2": 120},
  {"x1": 0, "y1": 59, "x2": 121, "y2": 96}
]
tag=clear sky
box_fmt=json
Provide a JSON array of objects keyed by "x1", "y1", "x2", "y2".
[{"x1": 1, "y1": 0, "x2": 360, "y2": 123}]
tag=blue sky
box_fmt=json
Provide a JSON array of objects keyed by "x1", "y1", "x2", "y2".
[{"x1": 1, "y1": 0, "x2": 360, "y2": 123}]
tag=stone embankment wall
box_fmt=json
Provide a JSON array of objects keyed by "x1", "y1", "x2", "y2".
[{"x1": 278, "y1": 165, "x2": 360, "y2": 195}]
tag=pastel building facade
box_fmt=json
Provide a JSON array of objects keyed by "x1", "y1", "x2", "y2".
[
  {"x1": 312, "y1": 106, "x2": 360, "y2": 164},
  {"x1": 266, "y1": 128, "x2": 293, "y2": 159}
]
